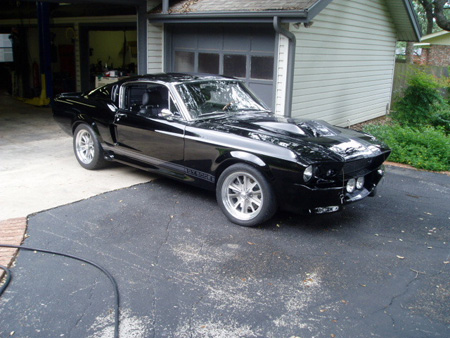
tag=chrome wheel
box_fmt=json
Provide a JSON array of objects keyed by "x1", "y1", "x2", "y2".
[
  {"x1": 221, "y1": 171, "x2": 264, "y2": 221},
  {"x1": 217, "y1": 164, "x2": 276, "y2": 226},
  {"x1": 75, "y1": 129, "x2": 95, "y2": 164}
]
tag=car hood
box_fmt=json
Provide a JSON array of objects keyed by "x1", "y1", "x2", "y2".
[{"x1": 194, "y1": 113, "x2": 390, "y2": 163}]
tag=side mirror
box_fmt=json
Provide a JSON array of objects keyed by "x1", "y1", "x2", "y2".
[{"x1": 160, "y1": 109, "x2": 176, "y2": 120}]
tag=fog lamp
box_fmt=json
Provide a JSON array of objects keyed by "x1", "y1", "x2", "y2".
[
  {"x1": 303, "y1": 165, "x2": 313, "y2": 182},
  {"x1": 356, "y1": 177, "x2": 365, "y2": 190},
  {"x1": 346, "y1": 178, "x2": 356, "y2": 193}
]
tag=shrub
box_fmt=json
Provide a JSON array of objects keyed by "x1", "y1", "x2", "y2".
[
  {"x1": 363, "y1": 123, "x2": 450, "y2": 172},
  {"x1": 430, "y1": 106, "x2": 450, "y2": 134},
  {"x1": 393, "y1": 69, "x2": 449, "y2": 132}
]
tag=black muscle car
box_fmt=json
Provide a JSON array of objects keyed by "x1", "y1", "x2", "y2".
[{"x1": 53, "y1": 73, "x2": 390, "y2": 226}]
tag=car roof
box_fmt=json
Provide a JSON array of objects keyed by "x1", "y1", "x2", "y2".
[{"x1": 116, "y1": 73, "x2": 236, "y2": 85}]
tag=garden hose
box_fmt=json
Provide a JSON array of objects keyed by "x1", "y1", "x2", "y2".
[{"x1": 0, "y1": 244, "x2": 120, "y2": 338}]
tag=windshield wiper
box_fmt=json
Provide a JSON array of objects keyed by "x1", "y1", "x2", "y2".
[
  {"x1": 243, "y1": 109, "x2": 270, "y2": 112},
  {"x1": 194, "y1": 111, "x2": 226, "y2": 120}
]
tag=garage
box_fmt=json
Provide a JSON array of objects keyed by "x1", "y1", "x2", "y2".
[
  {"x1": 167, "y1": 24, "x2": 276, "y2": 109},
  {"x1": 0, "y1": 0, "x2": 146, "y2": 99}
]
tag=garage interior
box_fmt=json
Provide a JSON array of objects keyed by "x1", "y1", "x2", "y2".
[
  {"x1": 0, "y1": 0, "x2": 151, "y2": 221},
  {"x1": 0, "y1": 0, "x2": 141, "y2": 99}
]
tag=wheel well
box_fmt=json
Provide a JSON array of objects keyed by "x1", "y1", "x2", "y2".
[
  {"x1": 72, "y1": 121, "x2": 85, "y2": 135},
  {"x1": 214, "y1": 159, "x2": 274, "y2": 188},
  {"x1": 72, "y1": 121, "x2": 102, "y2": 141}
]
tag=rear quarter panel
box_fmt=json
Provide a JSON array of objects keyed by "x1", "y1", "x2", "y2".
[{"x1": 53, "y1": 94, "x2": 116, "y2": 144}]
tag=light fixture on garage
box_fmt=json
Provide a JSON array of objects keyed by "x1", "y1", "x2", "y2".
[{"x1": 293, "y1": 21, "x2": 314, "y2": 29}]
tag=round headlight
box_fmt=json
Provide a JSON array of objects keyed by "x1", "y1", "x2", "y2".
[
  {"x1": 303, "y1": 165, "x2": 313, "y2": 182},
  {"x1": 346, "y1": 178, "x2": 356, "y2": 193},
  {"x1": 356, "y1": 177, "x2": 365, "y2": 190}
]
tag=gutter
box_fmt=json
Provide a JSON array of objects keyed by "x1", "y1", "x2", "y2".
[
  {"x1": 403, "y1": 0, "x2": 422, "y2": 41},
  {"x1": 273, "y1": 16, "x2": 296, "y2": 118},
  {"x1": 148, "y1": 10, "x2": 309, "y2": 23}
]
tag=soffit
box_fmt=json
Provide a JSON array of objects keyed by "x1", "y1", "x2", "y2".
[{"x1": 385, "y1": 0, "x2": 421, "y2": 41}]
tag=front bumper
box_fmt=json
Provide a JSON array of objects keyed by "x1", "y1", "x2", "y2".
[{"x1": 277, "y1": 168, "x2": 384, "y2": 214}]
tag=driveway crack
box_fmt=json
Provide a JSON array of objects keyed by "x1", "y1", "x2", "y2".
[
  {"x1": 155, "y1": 215, "x2": 173, "y2": 267},
  {"x1": 372, "y1": 270, "x2": 423, "y2": 325},
  {"x1": 151, "y1": 215, "x2": 174, "y2": 338}
]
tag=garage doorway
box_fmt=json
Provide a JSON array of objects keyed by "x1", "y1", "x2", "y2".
[{"x1": 167, "y1": 24, "x2": 275, "y2": 109}]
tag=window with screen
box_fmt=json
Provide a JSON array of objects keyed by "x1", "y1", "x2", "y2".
[
  {"x1": 251, "y1": 56, "x2": 274, "y2": 80},
  {"x1": 224, "y1": 55, "x2": 246, "y2": 78},
  {"x1": 0, "y1": 34, "x2": 13, "y2": 62},
  {"x1": 198, "y1": 53, "x2": 219, "y2": 74},
  {"x1": 175, "y1": 51, "x2": 195, "y2": 73}
]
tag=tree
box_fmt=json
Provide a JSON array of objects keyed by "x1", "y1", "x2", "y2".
[
  {"x1": 404, "y1": 1, "x2": 449, "y2": 63},
  {"x1": 434, "y1": 0, "x2": 450, "y2": 30},
  {"x1": 416, "y1": 0, "x2": 450, "y2": 33}
]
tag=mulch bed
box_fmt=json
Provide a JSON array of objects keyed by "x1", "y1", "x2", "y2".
[{"x1": 350, "y1": 115, "x2": 391, "y2": 131}]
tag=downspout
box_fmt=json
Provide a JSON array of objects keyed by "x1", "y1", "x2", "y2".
[
  {"x1": 162, "y1": 0, "x2": 169, "y2": 14},
  {"x1": 273, "y1": 16, "x2": 296, "y2": 118}
]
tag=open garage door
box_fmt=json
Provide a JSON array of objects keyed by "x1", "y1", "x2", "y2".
[{"x1": 168, "y1": 24, "x2": 275, "y2": 109}]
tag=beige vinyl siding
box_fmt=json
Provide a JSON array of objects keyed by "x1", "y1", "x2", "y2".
[
  {"x1": 423, "y1": 33, "x2": 450, "y2": 45},
  {"x1": 147, "y1": 23, "x2": 164, "y2": 73},
  {"x1": 291, "y1": 0, "x2": 397, "y2": 126}
]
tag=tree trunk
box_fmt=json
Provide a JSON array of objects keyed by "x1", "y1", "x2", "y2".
[
  {"x1": 419, "y1": 0, "x2": 435, "y2": 34},
  {"x1": 405, "y1": 42, "x2": 415, "y2": 64}
]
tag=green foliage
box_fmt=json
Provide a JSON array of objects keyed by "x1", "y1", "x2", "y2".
[
  {"x1": 393, "y1": 69, "x2": 450, "y2": 130},
  {"x1": 430, "y1": 106, "x2": 450, "y2": 133},
  {"x1": 412, "y1": 0, "x2": 441, "y2": 35},
  {"x1": 363, "y1": 124, "x2": 450, "y2": 172}
]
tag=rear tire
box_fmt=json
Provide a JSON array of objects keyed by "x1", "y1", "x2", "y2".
[
  {"x1": 216, "y1": 163, "x2": 277, "y2": 226},
  {"x1": 73, "y1": 124, "x2": 107, "y2": 170}
]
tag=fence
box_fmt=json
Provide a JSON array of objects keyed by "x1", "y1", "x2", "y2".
[{"x1": 392, "y1": 63, "x2": 449, "y2": 104}]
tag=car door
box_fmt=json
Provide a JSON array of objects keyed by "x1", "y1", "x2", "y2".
[{"x1": 113, "y1": 81, "x2": 186, "y2": 175}]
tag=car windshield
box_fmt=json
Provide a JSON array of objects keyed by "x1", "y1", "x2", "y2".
[{"x1": 175, "y1": 80, "x2": 269, "y2": 119}]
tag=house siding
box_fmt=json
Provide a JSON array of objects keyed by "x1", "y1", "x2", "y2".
[
  {"x1": 147, "y1": 23, "x2": 164, "y2": 73},
  {"x1": 290, "y1": 0, "x2": 397, "y2": 126}
]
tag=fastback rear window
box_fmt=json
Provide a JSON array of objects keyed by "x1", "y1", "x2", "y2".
[{"x1": 87, "y1": 84, "x2": 113, "y2": 99}]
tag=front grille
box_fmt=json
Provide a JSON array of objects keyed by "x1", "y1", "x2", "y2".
[{"x1": 342, "y1": 154, "x2": 386, "y2": 177}]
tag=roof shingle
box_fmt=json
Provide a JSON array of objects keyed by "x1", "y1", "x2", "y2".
[{"x1": 168, "y1": 0, "x2": 320, "y2": 13}]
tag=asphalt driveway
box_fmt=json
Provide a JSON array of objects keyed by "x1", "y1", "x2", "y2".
[{"x1": 0, "y1": 166, "x2": 449, "y2": 338}]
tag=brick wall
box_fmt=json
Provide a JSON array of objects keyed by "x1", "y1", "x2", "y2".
[
  {"x1": 414, "y1": 45, "x2": 450, "y2": 67},
  {"x1": 0, "y1": 217, "x2": 27, "y2": 278}
]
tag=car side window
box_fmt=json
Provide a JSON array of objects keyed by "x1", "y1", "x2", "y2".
[
  {"x1": 121, "y1": 83, "x2": 173, "y2": 117},
  {"x1": 123, "y1": 84, "x2": 149, "y2": 112}
]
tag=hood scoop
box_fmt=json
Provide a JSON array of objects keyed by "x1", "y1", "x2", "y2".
[{"x1": 253, "y1": 120, "x2": 339, "y2": 138}]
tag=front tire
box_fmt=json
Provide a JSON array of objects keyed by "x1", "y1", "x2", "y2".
[
  {"x1": 216, "y1": 164, "x2": 277, "y2": 226},
  {"x1": 73, "y1": 124, "x2": 107, "y2": 170}
]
